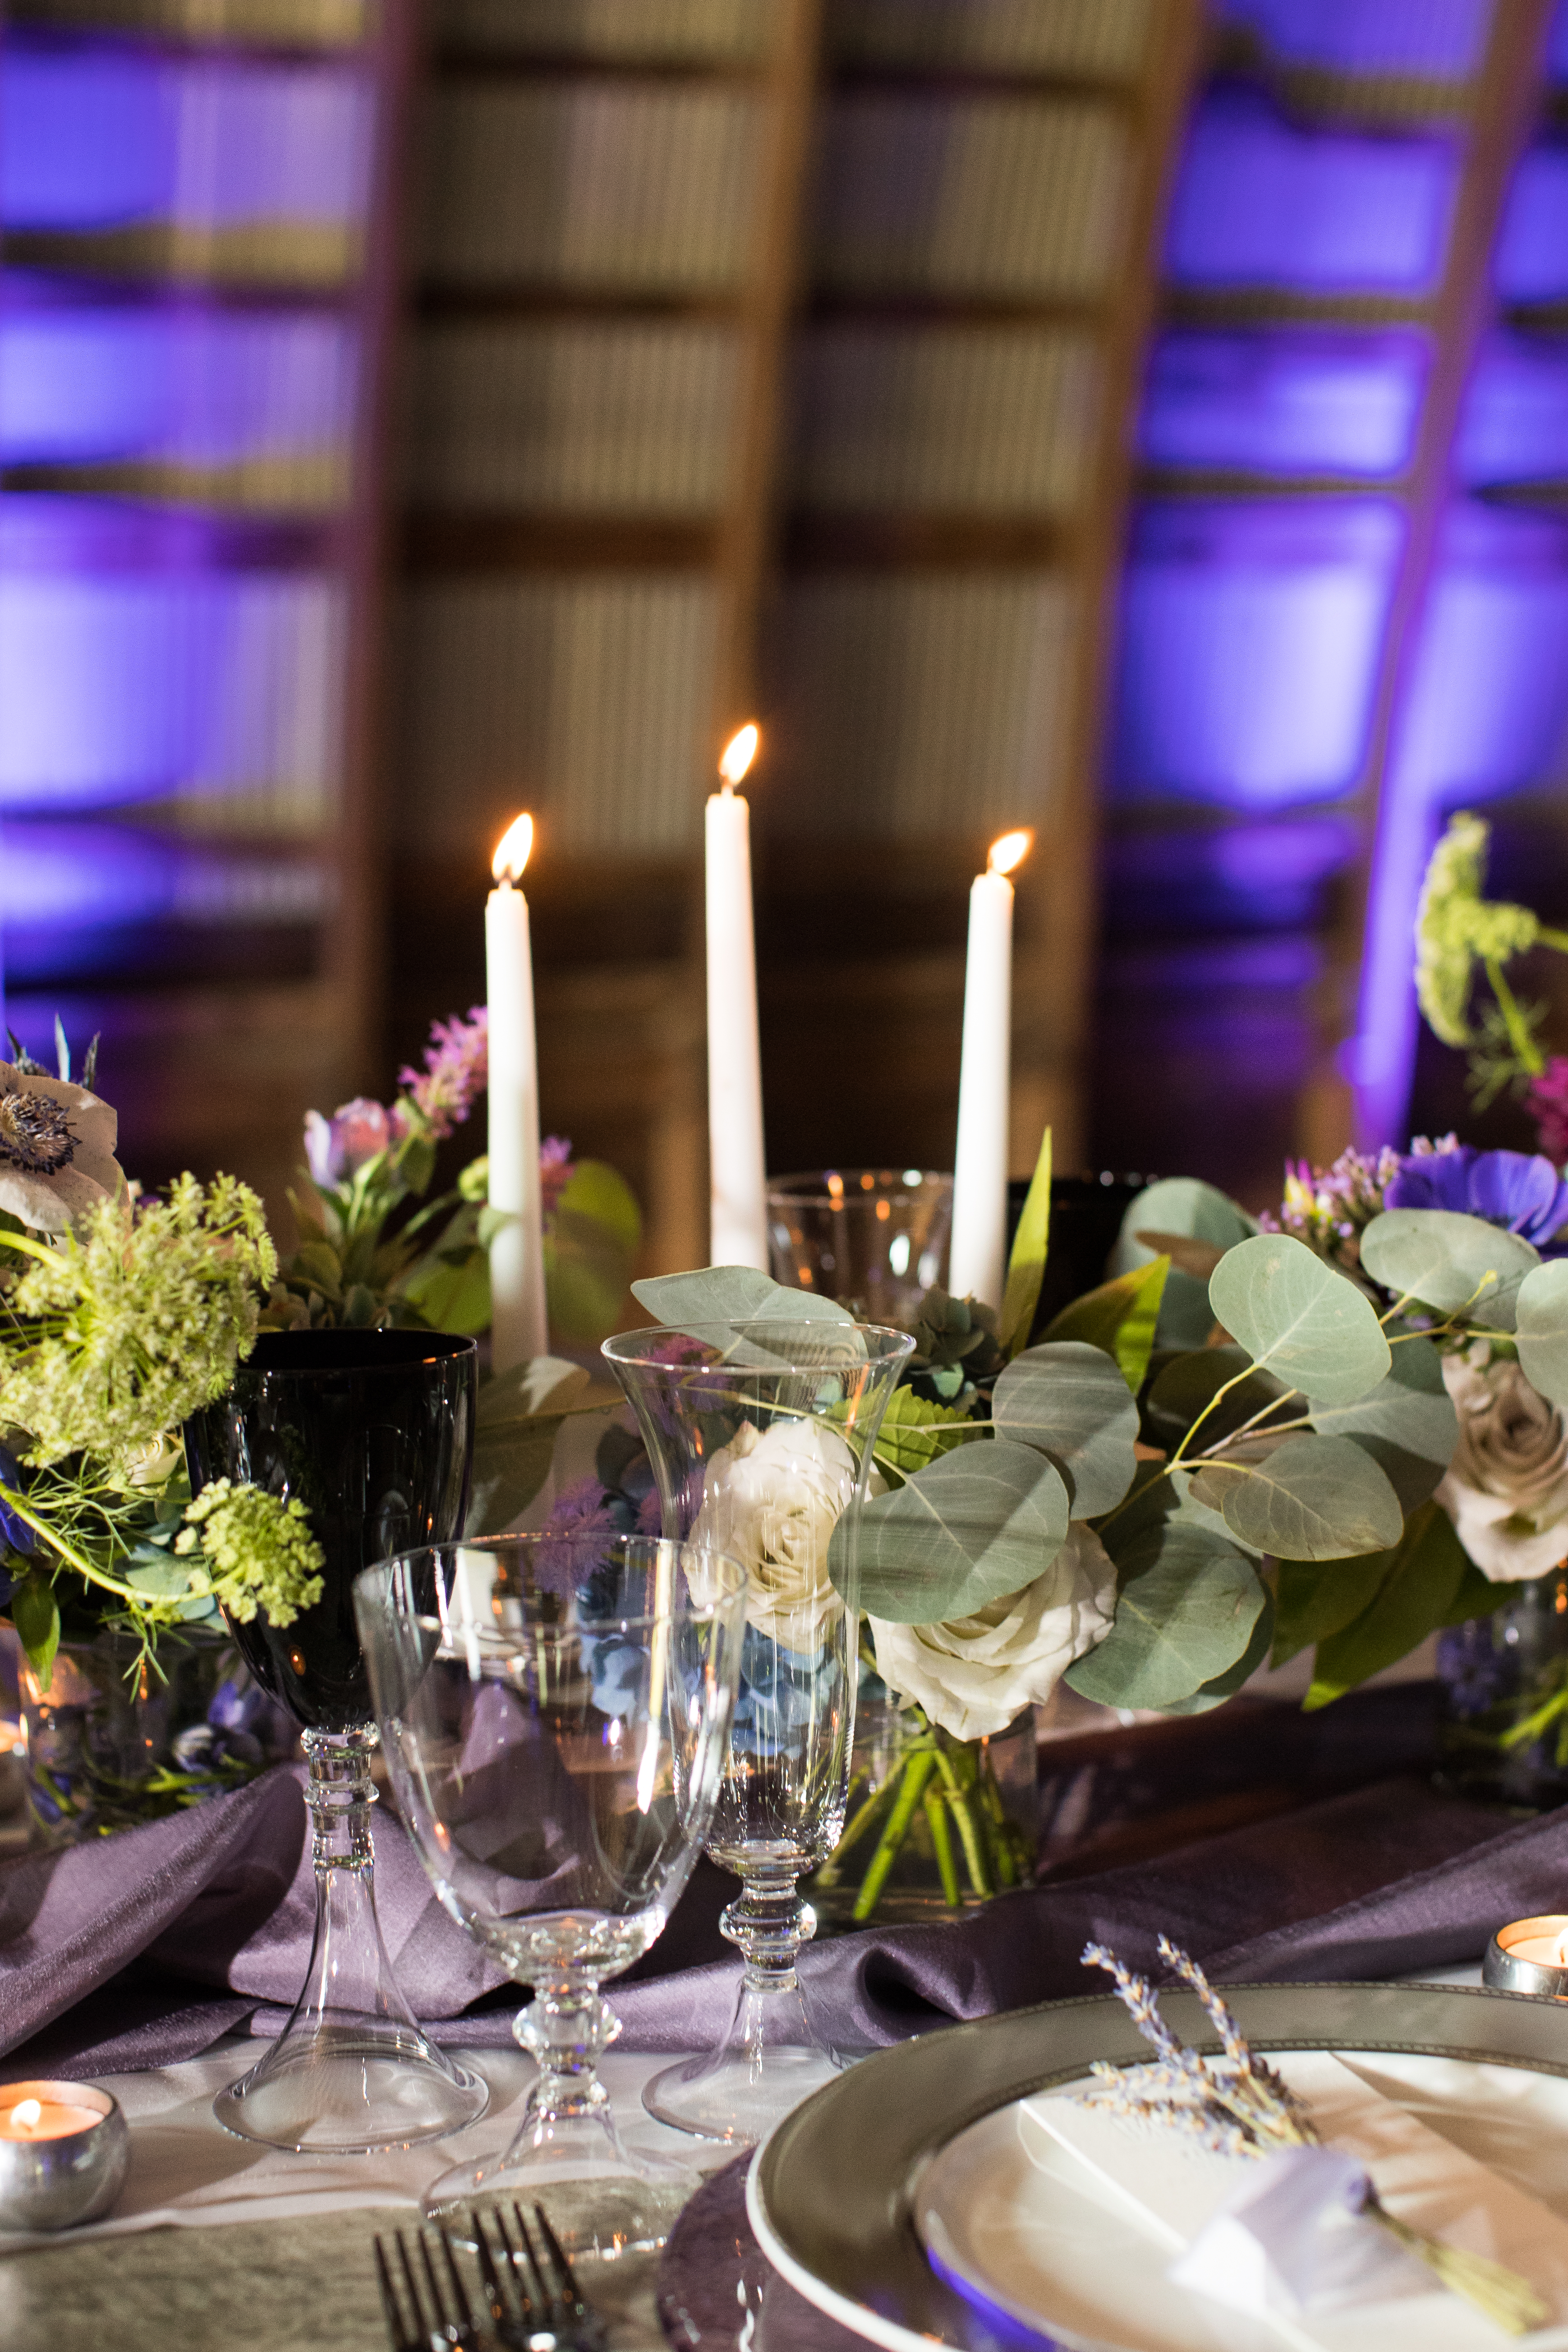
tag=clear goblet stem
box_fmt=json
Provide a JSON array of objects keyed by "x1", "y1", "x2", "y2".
[
  {"x1": 513, "y1": 1980, "x2": 621, "y2": 2130},
  {"x1": 722, "y1": 1863, "x2": 815, "y2": 1996}
]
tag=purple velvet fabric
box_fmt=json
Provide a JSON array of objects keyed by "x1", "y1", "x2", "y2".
[{"x1": 0, "y1": 1754, "x2": 1563, "y2": 2080}]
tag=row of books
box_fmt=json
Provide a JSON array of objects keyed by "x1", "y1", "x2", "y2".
[
  {"x1": 420, "y1": 84, "x2": 1131, "y2": 299},
  {"x1": 394, "y1": 571, "x2": 1073, "y2": 851},
  {"x1": 405, "y1": 319, "x2": 1100, "y2": 515}
]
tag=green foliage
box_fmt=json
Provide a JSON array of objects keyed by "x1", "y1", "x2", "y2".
[
  {"x1": 1302, "y1": 1500, "x2": 1500, "y2": 1709},
  {"x1": 998, "y1": 1126, "x2": 1051, "y2": 1360},
  {"x1": 1271, "y1": 1556, "x2": 1389, "y2": 1667},
  {"x1": 1515, "y1": 1258, "x2": 1568, "y2": 1405},
  {"x1": 871, "y1": 1387, "x2": 977, "y2": 1481},
  {"x1": 1359, "y1": 1208, "x2": 1538, "y2": 1330},
  {"x1": 1188, "y1": 1434, "x2": 1405, "y2": 1560},
  {"x1": 11, "y1": 1568, "x2": 60, "y2": 1686},
  {"x1": 1067, "y1": 1507, "x2": 1266, "y2": 1710},
  {"x1": 466, "y1": 1356, "x2": 590, "y2": 1538},
  {"x1": 1208, "y1": 1232, "x2": 1391, "y2": 1403},
  {"x1": 1144, "y1": 1346, "x2": 1288, "y2": 1454},
  {"x1": 840, "y1": 1439, "x2": 1069, "y2": 1625},
  {"x1": 1305, "y1": 1335, "x2": 1458, "y2": 1510},
  {"x1": 1162, "y1": 1595, "x2": 1277, "y2": 1716},
  {"x1": 991, "y1": 1341, "x2": 1139, "y2": 1518},
  {"x1": 1041, "y1": 1256, "x2": 1169, "y2": 1395},
  {"x1": 545, "y1": 1160, "x2": 642, "y2": 1343},
  {"x1": 1110, "y1": 1178, "x2": 1257, "y2": 1347},
  {"x1": 630, "y1": 1266, "x2": 854, "y2": 1331}
]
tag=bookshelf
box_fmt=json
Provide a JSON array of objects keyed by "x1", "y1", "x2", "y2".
[{"x1": 0, "y1": 0, "x2": 413, "y2": 1210}]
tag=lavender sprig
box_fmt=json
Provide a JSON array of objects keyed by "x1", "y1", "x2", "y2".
[{"x1": 1078, "y1": 1941, "x2": 1546, "y2": 2336}]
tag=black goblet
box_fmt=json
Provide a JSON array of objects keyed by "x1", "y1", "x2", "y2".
[{"x1": 184, "y1": 1328, "x2": 489, "y2": 2154}]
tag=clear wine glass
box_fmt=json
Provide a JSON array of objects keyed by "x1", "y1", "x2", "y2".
[
  {"x1": 354, "y1": 1530, "x2": 749, "y2": 2238},
  {"x1": 601, "y1": 1320, "x2": 913, "y2": 2145}
]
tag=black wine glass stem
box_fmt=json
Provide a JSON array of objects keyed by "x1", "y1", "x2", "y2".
[{"x1": 302, "y1": 1725, "x2": 378, "y2": 1876}]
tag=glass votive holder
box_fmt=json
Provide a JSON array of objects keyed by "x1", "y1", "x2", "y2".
[
  {"x1": 1483, "y1": 1916, "x2": 1568, "y2": 1998},
  {"x1": 0, "y1": 2080, "x2": 129, "y2": 2231},
  {"x1": 767, "y1": 1169, "x2": 952, "y2": 1325}
]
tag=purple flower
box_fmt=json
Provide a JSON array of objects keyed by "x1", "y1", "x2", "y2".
[
  {"x1": 1528, "y1": 1058, "x2": 1568, "y2": 1165},
  {"x1": 399, "y1": 1008, "x2": 488, "y2": 1141},
  {"x1": 540, "y1": 1136, "x2": 573, "y2": 1220},
  {"x1": 303, "y1": 1097, "x2": 395, "y2": 1186},
  {"x1": 1384, "y1": 1146, "x2": 1568, "y2": 1251}
]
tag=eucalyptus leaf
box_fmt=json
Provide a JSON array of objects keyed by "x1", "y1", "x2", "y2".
[
  {"x1": 1161, "y1": 1593, "x2": 1276, "y2": 1716},
  {"x1": 1145, "y1": 1346, "x2": 1289, "y2": 1454},
  {"x1": 466, "y1": 1355, "x2": 591, "y2": 1536},
  {"x1": 999, "y1": 1126, "x2": 1051, "y2": 1359},
  {"x1": 1189, "y1": 1433, "x2": 1404, "y2": 1560},
  {"x1": 992, "y1": 1341, "x2": 1139, "y2": 1518},
  {"x1": 1515, "y1": 1259, "x2": 1568, "y2": 1405},
  {"x1": 1042, "y1": 1256, "x2": 1169, "y2": 1396},
  {"x1": 1306, "y1": 1335, "x2": 1458, "y2": 1510},
  {"x1": 479, "y1": 1357, "x2": 589, "y2": 1426},
  {"x1": 1066, "y1": 1518, "x2": 1265, "y2": 1709},
  {"x1": 630, "y1": 1267, "x2": 856, "y2": 1364},
  {"x1": 400, "y1": 1242, "x2": 492, "y2": 1335},
  {"x1": 1110, "y1": 1179, "x2": 1257, "y2": 1349},
  {"x1": 1270, "y1": 1556, "x2": 1392, "y2": 1666},
  {"x1": 1209, "y1": 1234, "x2": 1391, "y2": 1402},
  {"x1": 840, "y1": 1439, "x2": 1068, "y2": 1624},
  {"x1": 1304, "y1": 1500, "x2": 1498, "y2": 1709},
  {"x1": 1360, "y1": 1209, "x2": 1539, "y2": 1330}
]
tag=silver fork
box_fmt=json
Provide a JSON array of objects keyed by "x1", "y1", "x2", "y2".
[
  {"x1": 375, "y1": 2224, "x2": 487, "y2": 2352},
  {"x1": 476, "y1": 2202, "x2": 609, "y2": 2352}
]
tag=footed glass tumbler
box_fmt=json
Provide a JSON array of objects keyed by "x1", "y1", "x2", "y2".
[
  {"x1": 184, "y1": 1327, "x2": 487, "y2": 2153},
  {"x1": 767, "y1": 1169, "x2": 952, "y2": 1326},
  {"x1": 602, "y1": 1320, "x2": 913, "y2": 2144},
  {"x1": 354, "y1": 1533, "x2": 748, "y2": 2233}
]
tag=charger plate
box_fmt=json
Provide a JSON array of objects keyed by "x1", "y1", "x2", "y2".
[{"x1": 747, "y1": 1982, "x2": 1568, "y2": 2352}]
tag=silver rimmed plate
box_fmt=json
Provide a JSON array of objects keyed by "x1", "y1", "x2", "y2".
[{"x1": 746, "y1": 1982, "x2": 1568, "y2": 2352}]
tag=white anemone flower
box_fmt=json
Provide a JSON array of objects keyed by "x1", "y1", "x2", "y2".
[{"x1": 0, "y1": 1063, "x2": 123, "y2": 1232}]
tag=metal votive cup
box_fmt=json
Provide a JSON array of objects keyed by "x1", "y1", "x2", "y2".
[
  {"x1": 1483, "y1": 1915, "x2": 1568, "y2": 1999},
  {"x1": 0, "y1": 2081, "x2": 129, "y2": 2231}
]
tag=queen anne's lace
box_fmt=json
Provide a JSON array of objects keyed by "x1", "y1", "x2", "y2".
[
  {"x1": 1416, "y1": 812, "x2": 1540, "y2": 1047},
  {"x1": 175, "y1": 1479, "x2": 324, "y2": 1627},
  {"x1": 0, "y1": 1174, "x2": 277, "y2": 1469}
]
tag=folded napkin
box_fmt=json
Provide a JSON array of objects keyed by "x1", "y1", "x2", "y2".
[{"x1": 0, "y1": 1747, "x2": 1562, "y2": 2079}]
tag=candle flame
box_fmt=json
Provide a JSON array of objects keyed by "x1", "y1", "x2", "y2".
[
  {"x1": 988, "y1": 828, "x2": 1033, "y2": 877},
  {"x1": 11, "y1": 2100, "x2": 41, "y2": 2130},
  {"x1": 1556, "y1": 1927, "x2": 1568, "y2": 1967},
  {"x1": 719, "y1": 724, "x2": 759, "y2": 789},
  {"x1": 491, "y1": 812, "x2": 534, "y2": 885}
]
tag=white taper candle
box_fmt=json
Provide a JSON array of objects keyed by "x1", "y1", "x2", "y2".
[
  {"x1": 705, "y1": 724, "x2": 768, "y2": 1269},
  {"x1": 948, "y1": 829, "x2": 1032, "y2": 1310},
  {"x1": 486, "y1": 813, "x2": 547, "y2": 1371}
]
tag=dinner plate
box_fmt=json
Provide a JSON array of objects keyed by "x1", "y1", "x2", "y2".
[{"x1": 747, "y1": 1982, "x2": 1568, "y2": 2352}]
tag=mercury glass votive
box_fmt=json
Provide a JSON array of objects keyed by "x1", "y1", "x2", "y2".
[
  {"x1": 0, "y1": 2081, "x2": 129, "y2": 2230},
  {"x1": 1484, "y1": 1916, "x2": 1568, "y2": 1998}
]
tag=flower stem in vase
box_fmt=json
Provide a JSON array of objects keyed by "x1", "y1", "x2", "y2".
[
  {"x1": 811, "y1": 1772, "x2": 892, "y2": 1888},
  {"x1": 854, "y1": 1750, "x2": 937, "y2": 1921},
  {"x1": 924, "y1": 1785, "x2": 961, "y2": 1906},
  {"x1": 934, "y1": 1746, "x2": 993, "y2": 1899}
]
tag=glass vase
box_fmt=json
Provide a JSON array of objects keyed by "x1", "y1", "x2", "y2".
[
  {"x1": 1437, "y1": 1573, "x2": 1568, "y2": 1808},
  {"x1": 602, "y1": 1318, "x2": 912, "y2": 2144},
  {"x1": 808, "y1": 1694, "x2": 1038, "y2": 1929}
]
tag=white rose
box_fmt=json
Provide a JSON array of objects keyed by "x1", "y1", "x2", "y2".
[
  {"x1": 868, "y1": 1524, "x2": 1117, "y2": 1741},
  {"x1": 690, "y1": 1417, "x2": 855, "y2": 1643},
  {"x1": 1435, "y1": 1349, "x2": 1568, "y2": 1582}
]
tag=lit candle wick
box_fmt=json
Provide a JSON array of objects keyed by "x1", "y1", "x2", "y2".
[{"x1": 10, "y1": 2101, "x2": 40, "y2": 2132}]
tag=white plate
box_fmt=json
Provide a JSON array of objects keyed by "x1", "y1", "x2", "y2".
[{"x1": 748, "y1": 1982, "x2": 1568, "y2": 2352}]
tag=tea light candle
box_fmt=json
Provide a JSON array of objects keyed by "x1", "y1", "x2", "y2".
[
  {"x1": 0, "y1": 2079, "x2": 129, "y2": 2231},
  {"x1": 1484, "y1": 1915, "x2": 1568, "y2": 1998}
]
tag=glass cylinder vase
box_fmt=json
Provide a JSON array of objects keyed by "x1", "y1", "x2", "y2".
[{"x1": 1437, "y1": 1573, "x2": 1568, "y2": 1808}]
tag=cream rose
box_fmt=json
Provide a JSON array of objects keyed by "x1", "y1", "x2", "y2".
[
  {"x1": 1435, "y1": 1348, "x2": 1568, "y2": 1582},
  {"x1": 690, "y1": 1417, "x2": 855, "y2": 1643},
  {"x1": 868, "y1": 1524, "x2": 1117, "y2": 1741}
]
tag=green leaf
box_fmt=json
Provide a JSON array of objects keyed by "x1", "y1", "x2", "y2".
[
  {"x1": 630, "y1": 1266, "x2": 854, "y2": 1330},
  {"x1": 1109, "y1": 1179, "x2": 1257, "y2": 1348},
  {"x1": 1041, "y1": 1256, "x2": 1170, "y2": 1395},
  {"x1": 1145, "y1": 1346, "x2": 1288, "y2": 1453},
  {"x1": 466, "y1": 1356, "x2": 591, "y2": 1537},
  {"x1": 1161, "y1": 1592, "x2": 1276, "y2": 1716},
  {"x1": 545, "y1": 1159, "x2": 643, "y2": 1344},
  {"x1": 1189, "y1": 1433, "x2": 1404, "y2": 1560},
  {"x1": 400, "y1": 1242, "x2": 492, "y2": 1336},
  {"x1": 12, "y1": 1569, "x2": 60, "y2": 1689},
  {"x1": 397, "y1": 1133, "x2": 438, "y2": 1196},
  {"x1": 841, "y1": 1439, "x2": 1069, "y2": 1624},
  {"x1": 290, "y1": 1238, "x2": 344, "y2": 1303},
  {"x1": 1066, "y1": 1516, "x2": 1265, "y2": 1710},
  {"x1": 999, "y1": 1126, "x2": 1051, "y2": 1360},
  {"x1": 872, "y1": 1387, "x2": 978, "y2": 1479},
  {"x1": 1515, "y1": 1258, "x2": 1568, "y2": 1404},
  {"x1": 991, "y1": 1341, "x2": 1139, "y2": 1517},
  {"x1": 1306, "y1": 1335, "x2": 1458, "y2": 1510},
  {"x1": 1360, "y1": 1209, "x2": 1539, "y2": 1331},
  {"x1": 1209, "y1": 1233, "x2": 1391, "y2": 1402},
  {"x1": 1271, "y1": 1556, "x2": 1391, "y2": 1666},
  {"x1": 1304, "y1": 1500, "x2": 1480, "y2": 1709}
]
